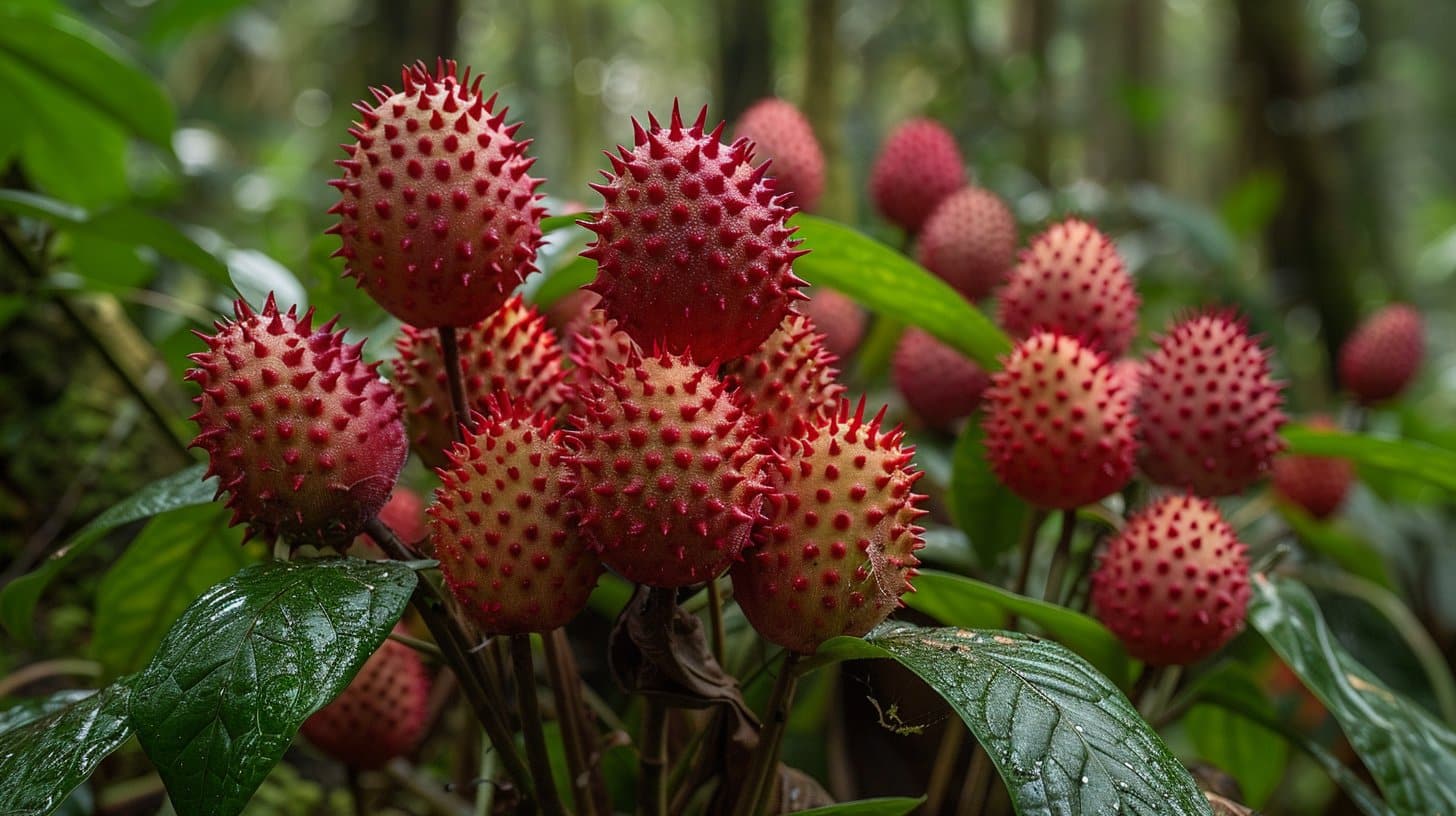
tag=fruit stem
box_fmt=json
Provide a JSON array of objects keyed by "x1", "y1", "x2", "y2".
[
  {"x1": 543, "y1": 628, "x2": 602, "y2": 816},
  {"x1": 1042, "y1": 509, "x2": 1078, "y2": 604},
  {"x1": 1008, "y1": 509, "x2": 1049, "y2": 625},
  {"x1": 923, "y1": 721, "x2": 966, "y2": 813},
  {"x1": 955, "y1": 741, "x2": 994, "y2": 816},
  {"x1": 730, "y1": 651, "x2": 802, "y2": 816},
  {"x1": 511, "y1": 634, "x2": 569, "y2": 816},
  {"x1": 706, "y1": 579, "x2": 727, "y2": 665},
  {"x1": 439, "y1": 325, "x2": 474, "y2": 440},
  {"x1": 347, "y1": 766, "x2": 368, "y2": 816},
  {"x1": 364, "y1": 517, "x2": 537, "y2": 807},
  {"x1": 637, "y1": 696, "x2": 670, "y2": 816}
]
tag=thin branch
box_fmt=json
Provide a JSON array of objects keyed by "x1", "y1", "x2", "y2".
[{"x1": 511, "y1": 634, "x2": 568, "y2": 816}]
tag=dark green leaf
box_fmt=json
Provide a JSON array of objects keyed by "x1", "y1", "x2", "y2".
[
  {"x1": 1183, "y1": 668, "x2": 1287, "y2": 807},
  {"x1": 1248, "y1": 575, "x2": 1456, "y2": 814},
  {"x1": 906, "y1": 571, "x2": 1133, "y2": 686},
  {"x1": 794, "y1": 797, "x2": 926, "y2": 815},
  {"x1": 948, "y1": 424, "x2": 1031, "y2": 566},
  {"x1": 791, "y1": 215, "x2": 1010, "y2": 370},
  {"x1": 142, "y1": 0, "x2": 250, "y2": 44},
  {"x1": 528, "y1": 255, "x2": 595, "y2": 310},
  {"x1": 90, "y1": 504, "x2": 257, "y2": 678},
  {"x1": 824, "y1": 625, "x2": 1210, "y2": 816},
  {"x1": 0, "y1": 55, "x2": 128, "y2": 206},
  {"x1": 1282, "y1": 425, "x2": 1456, "y2": 493},
  {"x1": 130, "y1": 558, "x2": 417, "y2": 816},
  {"x1": 0, "y1": 464, "x2": 215, "y2": 641},
  {"x1": 0, "y1": 690, "x2": 95, "y2": 736},
  {"x1": 0, "y1": 6, "x2": 175, "y2": 146},
  {"x1": 0, "y1": 682, "x2": 133, "y2": 816}
]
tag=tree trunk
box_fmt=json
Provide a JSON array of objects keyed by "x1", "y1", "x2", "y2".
[{"x1": 715, "y1": 0, "x2": 775, "y2": 121}]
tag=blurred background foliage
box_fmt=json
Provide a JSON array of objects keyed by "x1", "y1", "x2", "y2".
[{"x1": 3, "y1": 0, "x2": 1456, "y2": 813}]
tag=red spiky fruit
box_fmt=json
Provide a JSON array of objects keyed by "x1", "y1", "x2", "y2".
[
  {"x1": 725, "y1": 313, "x2": 844, "y2": 448},
  {"x1": 1138, "y1": 312, "x2": 1286, "y2": 496},
  {"x1": 1272, "y1": 416, "x2": 1354, "y2": 520},
  {"x1": 329, "y1": 59, "x2": 545, "y2": 328},
  {"x1": 997, "y1": 218, "x2": 1140, "y2": 357},
  {"x1": 545, "y1": 289, "x2": 601, "y2": 351},
  {"x1": 392, "y1": 294, "x2": 566, "y2": 468},
  {"x1": 916, "y1": 186, "x2": 1017, "y2": 302},
  {"x1": 892, "y1": 328, "x2": 990, "y2": 430},
  {"x1": 732, "y1": 400, "x2": 926, "y2": 654},
  {"x1": 186, "y1": 294, "x2": 407, "y2": 547},
  {"x1": 1090, "y1": 495, "x2": 1251, "y2": 666},
  {"x1": 565, "y1": 309, "x2": 640, "y2": 401},
  {"x1": 430, "y1": 401, "x2": 601, "y2": 633},
  {"x1": 1338, "y1": 304, "x2": 1424, "y2": 404},
  {"x1": 301, "y1": 627, "x2": 429, "y2": 769},
  {"x1": 565, "y1": 349, "x2": 773, "y2": 587},
  {"x1": 733, "y1": 97, "x2": 826, "y2": 212},
  {"x1": 355, "y1": 487, "x2": 428, "y2": 555},
  {"x1": 582, "y1": 102, "x2": 807, "y2": 364},
  {"x1": 868, "y1": 119, "x2": 965, "y2": 233},
  {"x1": 800, "y1": 288, "x2": 866, "y2": 361},
  {"x1": 983, "y1": 332, "x2": 1138, "y2": 509}
]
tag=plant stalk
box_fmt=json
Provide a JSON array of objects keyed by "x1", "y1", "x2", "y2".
[
  {"x1": 707, "y1": 578, "x2": 727, "y2": 665},
  {"x1": 731, "y1": 652, "x2": 801, "y2": 816},
  {"x1": 543, "y1": 628, "x2": 600, "y2": 816},
  {"x1": 1008, "y1": 509, "x2": 1048, "y2": 626},
  {"x1": 439, "y1": 325, "x2": 473, "y2": 440},
  {"x1": 511, "y1": 634, "x2": 568, "y2": 816},
  {"x1": 923, "y1": 721, "x2": 966, "y2": 813},
  {"x1": 1042, "y1": 509, "x2": 1078, "y2": 604},
  {"x1": 955, "y1": 741, "x2": 994, "y2": 816},
  {"x1": 348, "y1": 766, "x2": 368, "y2": 816},
  {"x1": 637, "y1": 696, "x2": 670, "y2": 816}
]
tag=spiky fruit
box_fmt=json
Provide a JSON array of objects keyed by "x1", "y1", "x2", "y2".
[
  {"x1": 186, "y1": 294, "x2": 407, "y2": 546},
  {"x1": 301, "y1": 627, "x2": 429, "y2": 769},
  {"x1": 545, "y1": 289, "x2": 601, "y2": 350},
  {"x1": 1338, "y1": 304, "x2": 1424, "y2": 404},
  {"x1": 800, "y1": 288, "x2": 866, "y2": 361},
  {"x1": 733, "y1": 98, "x2": 826, "y2": 212},
  {"x1": 868, "y1": 119, "x2": 965, "y2": 233},
  {"x1": 1272, "y1": 416, "x2": 1354, "y2": 520},
  {"x1": 355, "y1": 488, "x2": 428, "y2": 555},
  {"x1": 916, "y1": 186, "x2": 1017, "y2": 302},
  {"x1": 983, "y1": 332, "x2": 1137, "y2": 509},
  {"x1": 329, "y1": 59, "x2": 545, "y2": 328},
  {"x1": 582, "y1": 103, "x2": 807, "y2": 364},
  {"x1": 997, "y1": 218, "x2": 1140, "y2": 357},
  {"x1": 565, "y1": 350, "x2": 773, "y2": 587},
  {"x1": 892, "y1": 328, "x2": 990, "y2": 430},
  {"x1": 392, "y1": 294, "x2": 566, "y2": 468},
  {"x1": 430, "y1": 401, "x2": 601, "y2": 633},
  {"x1": 1090, "y1": 495, "x2": 1251, "y2": 666},
  {"x1": 725, "y1": 313, "x2": 844, "y2": 448},
  {"x1": 732, "y1": 400, "x2": 926, "y2": 654},
  {"x1": 1138, "y1": 312, "x2": 1286, "y2": 496},
  {"x1": 565, "y1": 309, "x2": 640, "y2": 399}
]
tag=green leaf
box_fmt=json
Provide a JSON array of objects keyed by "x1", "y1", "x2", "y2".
[
  {"x1": 0, "y1": 6, "x2": 175, "y2": 147},
  {"x1": 794, "y1": 797, "x2": 926, "y2": 815},
  {"x1": 906, "y1": 571, "x2": 1133, "y2": 686},
  {"x1": 826, "y1": 625, "x2": 1210, "y2": 816},
  {"x1": 541, "y1": 212, "x2": 588, "y2": 234},
  {"x1": 0, "y1": 55, "x2": 128, "y2": 207},
  {"x1": 1183, "y1": 667, "x2": 1287, "y2": 807},
  {"x1": 90, "y1": 504, "x2": 257, "y2": 678},
  {"x1": 1277, "y1": 501, "x2": 1394, "y2": 589},
  {"x1": 1282, "y1": 425, "x2": 1456, "y2": 493},
  {"x1": 130, "y1": 558, "x2": 417, "y2": 816},
  {"x1": 1248, "y1": 575, "x2": 1456, "y2": 814},
  {"x1": 0, "y1": 682, "x2": 134, "y2": 816},
  {"x1": 791, "y1": 215, "x2": 1010, "y2": 370},
  {"x1": 528, "y1": 255, "x2": 595, "y2": 310},
  {"x1": 948, "y1": 423, "x2": 1031, "y2": 566},
  {"x1": 0, "y1": 464, "x2": 215, "y2": 641},
  {"x1": 0, "y1": 690, "x2": 95, "y2": 736}
]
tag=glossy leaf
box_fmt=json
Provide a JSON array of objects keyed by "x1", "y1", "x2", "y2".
[
  {"x1": 1282, "y1": 425, "x2": 1456, "y2": 493},
  {"x1": 0, "y1": 464, "x2": 215, "y2": 641},
  {"x1": 90, "y1": 504, "x2": 256, "y2": 678},
  {"x1": 791, "y1": 215, "x2": 1010, "y2": 370},
  {"x1": 0, "y1": 55, "x2": 128, "y2": 206},
  {"x1": 795, "y1": 797, "x2": 926, "y2": 815},
  {"x1": 540, "y1": 211, "x2": 589, "y2": 234},
  {"x1": 819, "y1": 624, "x2": 1210, "y2": 816},
  {"x1": 528, "y1": 255, "x2": 595, "y2": 310},
  {"x1": 130, "y1": 558, "x2": 417, "y2": 816},
  {"x1": 906, "y1": 571, "x2": 1133, "y2": 687},
  {"x1": 1248, "y1": 575, "x2": 1456, "y2": 814},
  {"x1": 0, "y1": 682, "x2": 134, "y2": 816},
  {"x1": 0, "y1": 690, "x2": 95, "y2": 736},
  {"x1": 948, "y1": 423, "x2": 1031, "y2": 566}
]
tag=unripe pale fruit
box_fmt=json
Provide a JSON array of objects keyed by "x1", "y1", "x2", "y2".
[
  {"x1": 392, "y1": 294, "x2": 566, "y2": 468},
  {"x1": 301, "y1": 627, "x2": 430, "y2": 769},
  {"x1": 582, "y1": 102, "x2": 807, "y2": 364},
  {"x1": 430, "y1": 401, "x2": 601, "y2": 633},
  {"x1": 565, "y1": 349, "x2": 774, "y2": 587},
  {"x1": 800, "y1": 288, "x2": 866, "y2": 361},
  {"x1": 982, "y1": 332, "x2": 1138, "y2": 509},
  {"x1": 733, "y1": 97, "x2": 826, "y2": 212},
  {"x1": 1091, "y1": 495, "x2": 1251, "y2": 666},
  {"x1": 725, "y1": 313, "x2": 844, "y2": 449},
  {"x1": 916, "y1": 186, "x2": 1017, "y2": 302},
  {"x1": 868, "y1": 119, "x2": 965, "y2": 233},
  {"x1": 186, "y1": 294, "x2": 408, "y2": 547},
  {"x1": 1338, "y1": 304, "x2": 1424, "y2": 404},
  {"x1": 997, "y1": 218, "x2": 1140, "y2": 357},
  {"x1": 891, "y1": 328, "x2": 990, "y2": 430},
  {"x1": 1138, "y1": 312, "x2": 1286, "y2": 496},
  {"x1": 1272, "y1": 417, "x2": 1354, "y2": 520},
  {"x1": 329, "y1": 59, "x2": 545, "y2": 328},
  {"x1": 733, "y1": 400, "x2": 927, "y2": 654}
]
